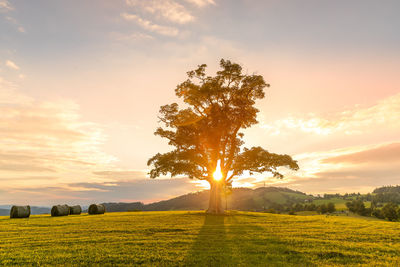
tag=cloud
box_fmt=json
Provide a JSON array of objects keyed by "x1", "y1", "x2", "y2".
[
  {"x1": 121, "y1": 0, "x2": 216, "y2": 38},
  {"x1": 3, "y1": 14, "x2": 25, "y2": 33},
  {"x1": 323, "y1": 143, "x2": 400, "y2": 164},
  {"x1": 5, "y1": 60, "x2": 19, "y2": 70},
  {"x1": 261, "y1": 93, "x2": 400, "y2": 136},
  {"x1": 268, "y1": 174, "x2": 398, "y2": 196},
  {"x1": 121, "y1": 13, "x2": 179, "y2": 36},
  {"x1": 0, "y1": 78, "x2": 117, "y2": 191},
  {"x1": 0, "y1": 178, "x2": 199, "y2": 206},
  {"x1": 184, "y1": 0, "x2": 215, "y2": 7},
  {"x1": 0, "y1": 77, "x2": 31, "y2": 104},
  {"x1": 261, "y1": 142, "x2": 400, "y2": 194},
  {"x1": 0, "y1": 0, "x2": 13, "y2": 12},
  {"x1": 0, "y1": 77, "x2": 201, "y2": 206},
  {"x1": 0, "y1": 76, "x2": 205, "y2": 205},
  {"x1": 93, "y1": 170, "x2": 147, "y2": 180},
  {"x1": 126, "y1": 0, "x2": 194, "y2": 24}
]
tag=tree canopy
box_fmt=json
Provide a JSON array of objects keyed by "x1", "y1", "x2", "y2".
[{"x1": 147, "y1": 59, "x2": 299, "y2": 213}]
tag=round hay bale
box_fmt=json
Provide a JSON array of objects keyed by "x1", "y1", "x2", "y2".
[
  {"x1": 51, "y1": 204, "x2": 70, "y2": 217},
  {"x1": 88, "y1": 204, "x2": 105, "y2": 215},
  {"x1": 10, "y1": 205, "x2": 30, "y2": 218},
  {"x1": 69, "y1": 205, "x2": 82, "y2": 215}
]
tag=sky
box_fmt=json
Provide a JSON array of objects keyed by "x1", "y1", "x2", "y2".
[{"x1": 0, "y1": 0, "x2": 399, "y2": 206}]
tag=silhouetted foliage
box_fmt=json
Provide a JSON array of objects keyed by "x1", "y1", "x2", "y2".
[
  {"x1": 327, "y1": 202, "x2": 336, "y2": 213},
  {"x1": 381, "y1": 202, "x2": 399, "y2": 221},
  {"x1": 317, "y1": 204, "x2": 328, "y2": 214},
  {"x1": 371, "y1": 209, "x2": 384, "y2": 219},
  {"x1": 294, "y1": 203, "x2": 304, "y2": 212},
  {"x1": 373, "y1": 192, "x2": 400, "y2": 205},
  {"x1": 147, "y1": 59, "x2": 299, "y2": 213},
  {"x1": 346, "y1": 200, "x2": 368, "y2": 216},
  {"x1": 305, "y1": 203, "x2": 317, "y2": 211}
]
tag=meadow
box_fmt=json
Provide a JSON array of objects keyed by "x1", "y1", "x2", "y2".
[{"x1": 0, "y1": 211, "x2": 399, "y2": 266}]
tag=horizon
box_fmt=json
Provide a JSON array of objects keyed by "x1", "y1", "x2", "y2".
[
  {"x1": 1, "y1": 0, "x2": 400, "y2": 206},
  {"x1": 2, "y1": 184, "x2": 398, "y2": 208}
]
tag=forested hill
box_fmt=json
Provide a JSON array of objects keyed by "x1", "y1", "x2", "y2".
[
  {"x1": 373, "y1": 185, "x2": 400, "y2": 194},
  {"x1": 371, "y1": 185, "x2": 400, "y2": 204},
  {"x1": 103, "y1": 187, "x2": 311, "y2": 212}
]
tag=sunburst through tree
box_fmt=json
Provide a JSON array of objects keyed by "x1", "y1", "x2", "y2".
[{"x1": 147, "y1": 59, "x2": 299, "y2": 214}]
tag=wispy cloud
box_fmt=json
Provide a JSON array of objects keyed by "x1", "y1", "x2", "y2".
[
  {"x1": 126, "y1": 0, "x2": 194, "y2": 24},
  {"x1": 322, "y1": 142, "x2": 400, "y2": 164},
  {"x1": 121, "y1": 0, "x2": 216, "y2": 39},
  {"x1": 245, "y1": 92, "x2": 400, "y2": 194},
  {"x1": 263, "y1": 142, "x2": 400, "y2": 194},
  {"x1": 0, "y1": 178, "x2": 198, "y2": 206},
  {"x1": 121, "y1": 13, "x2": 179, "y2": 36},
  {"x1": 184, "y1": 0, "x2": 215, "y2": 8},
  {"x1": 0, "y1": 0, "x2": 13, "y2": 12},
  {"x1": 5, "y1": 60, "x2": 19, "y2": 70},
  {"x1": 0, "y1": 78, "x2": 117, "y2": 192},
  {"x1": 261, "y1": 93, "x2": 400, "y2": 136},
  {"x1": 3, "y1": 11, "x2": 25, "y2": 33}
]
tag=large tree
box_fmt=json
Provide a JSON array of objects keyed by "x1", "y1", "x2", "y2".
[{"x1": 148, "y1": 59, "x2": 299, "y2": 214}]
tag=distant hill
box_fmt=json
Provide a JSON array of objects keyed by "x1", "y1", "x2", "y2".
[
  {"x1": 373, "y1": 185, "x2": 400, "y2": 194},
  {"x1": 102, "y1": 202, "x2": 144, "y2": 212},
  {"x1": 103, "y1": 187, "x2": 312, "y2": 212},
  {"x1": 0, "y1": 209, "x2": 8, "y2": 216},
  {"x1": 31, "y1": 207, "x2": 51, "y2": 215},
  {"x1": 0, "y1": 206, "x2": 51, "y2": 216},
  {"x1": 371, "y1": 185, "x2": 400, "y2": 205}
]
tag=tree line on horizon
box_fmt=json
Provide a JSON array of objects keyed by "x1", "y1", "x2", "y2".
[{"x1": 319, "y1": 185, "x2": 400, "y2": 222}]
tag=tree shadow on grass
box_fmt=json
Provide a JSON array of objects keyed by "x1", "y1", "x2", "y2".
[
  {"x1": 183, "y1": 213, "x2": 316, "y2": 266},
  {"x1": 225, "y1": 214, "x2": 316, "y2": 266},
  {"x1": 183, "y1": 214, "x2": 232, "y2": 266}
]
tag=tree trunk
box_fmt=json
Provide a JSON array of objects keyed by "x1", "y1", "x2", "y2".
[{"x1": 207, "y1": 180, "x2": 225, "y2": 214}]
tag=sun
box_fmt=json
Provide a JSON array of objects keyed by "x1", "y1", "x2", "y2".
[{"x1": 213, "y1": 160, "x2": 223, "y2": 181}]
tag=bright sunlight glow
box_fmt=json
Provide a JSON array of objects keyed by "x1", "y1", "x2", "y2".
[{"x1": 213, "y1": 160, "x2": 223, "y2": 181}]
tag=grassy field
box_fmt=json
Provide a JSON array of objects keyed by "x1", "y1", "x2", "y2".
[{"x1": 1, "y1": 211, "x2": 399, "y2": 266}]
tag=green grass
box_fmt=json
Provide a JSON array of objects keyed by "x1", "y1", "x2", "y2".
[{"x1": 1, "y1": 211, "x2": 399, "y2": 266}]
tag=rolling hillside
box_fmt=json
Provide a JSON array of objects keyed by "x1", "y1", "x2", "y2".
[
  {"x1": 103, "y1": 187, "x2": 311, "y2": 212},
  {"x1": 0, "y1": 211, "x2": 399, "y2": 265}
]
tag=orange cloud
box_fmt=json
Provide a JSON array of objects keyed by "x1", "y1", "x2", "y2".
[
  {"x1": 5, "y1": 60, "x2": 19, "y2": 70},
  {"x1": 261, "y1": 93, "x2": 400, "y2": 136},
  {"x1": 0, "y1": 79, "x2": 117, "y2": 190},
  {"x1": 323, "y1": 143, "x2": 400, "y2": 164},
  {"x1": 184, "y1": 0, "x2": 215, "y2": 7}
]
